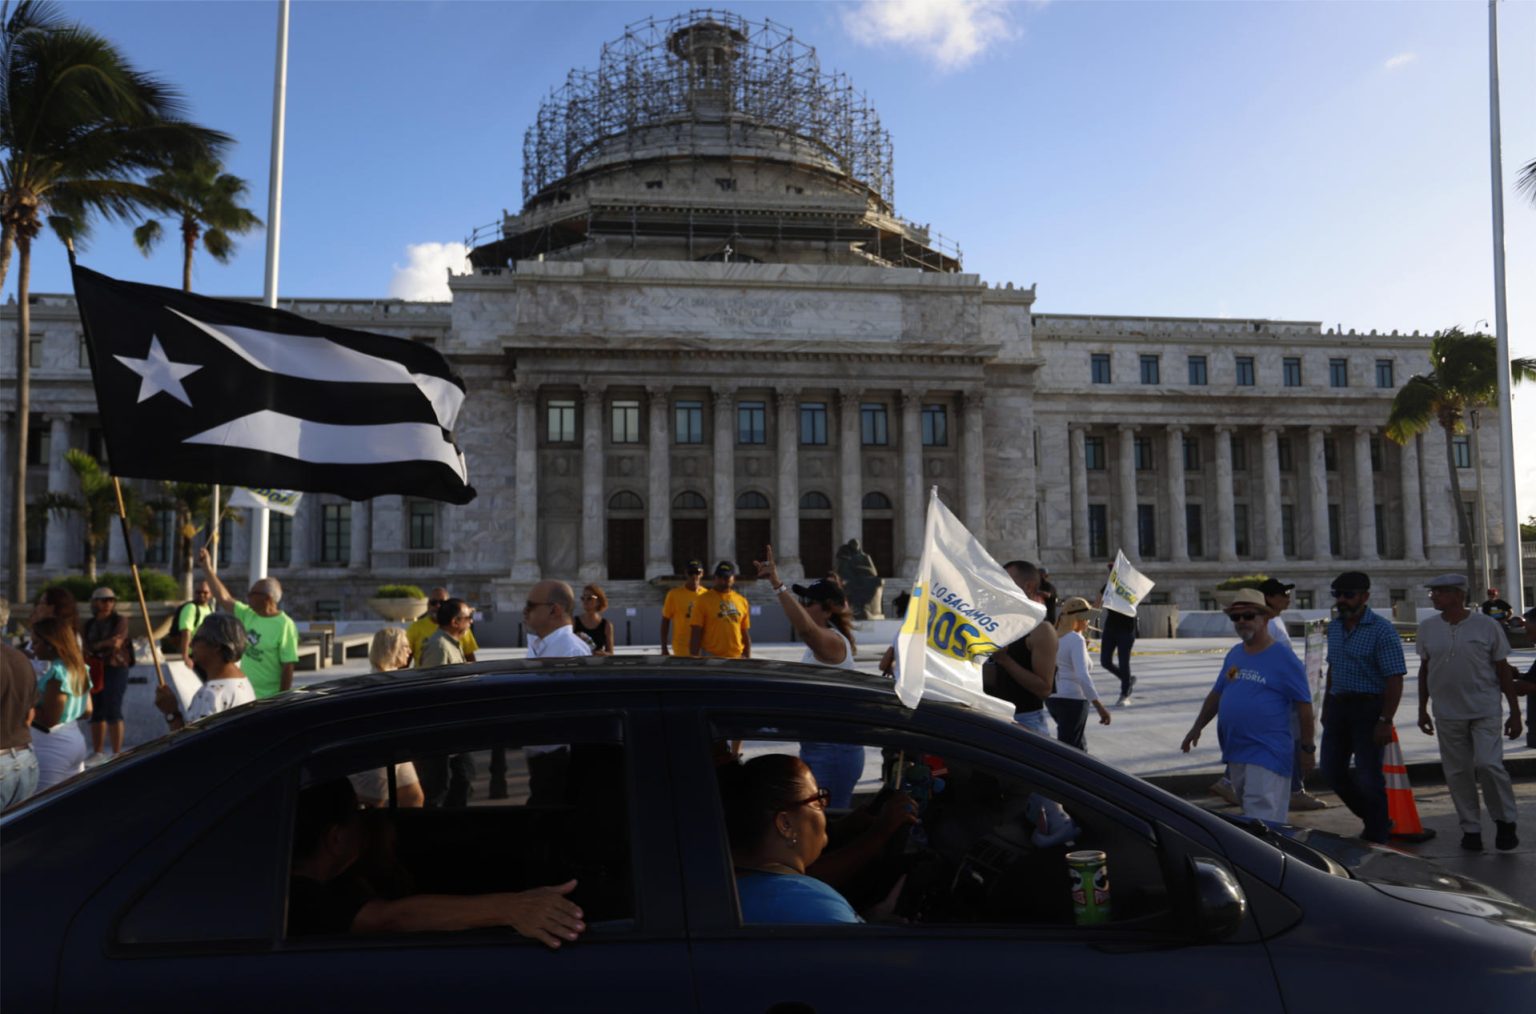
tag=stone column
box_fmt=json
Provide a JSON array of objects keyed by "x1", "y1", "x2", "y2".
[
  {"x1": 510, "y1": 382, "x2": 541, "y2": 581},
  {"x1": 960, "y1": 392, "x2": 986, "y2": 536},
  {"x1": 1354, "y1": 426, "x2": 1379, "y2": 561},
  {"x1": 43, "y1": 414, "x2": 72, "y2": 569},
  {"x1": 1069, "y1": 425, "x2": 1089, "y2": 562},
  {"x1": 0, "y1": 412, "x2": 8, "y2": 577},
  {"x1": 646, "y1": 385, "x2": 672, "y2": 578},
  {"x1": 579, "y1": 382, "x2": 605, "y2": 579},
  {"x1": 1116, "y1": 424, "x2": 1139, "y2": 561},
  {"x1": 774, "y1": 388, "x2": 802, "y2": 576},
  {"x1": 712, "y1": 388, "x2": 736, "y2": 565},
  {"x1": 837, "y1": 389, "x2": 863, "y2": 546},
  {"x1": 1214, "y1": 425, "x2": 1236, "y2": 563},
  {"x1": 1166, "y1": 424, "x2": 1188, "y2": 563},
  {"x1": 348, "y1": 499, "x2": 372, "y2": 570},
  {"x1": 1308, "y1": 426, "x2": 1331, "y2": 562},
  {"x1": 1400, "y1": 434, "x2": 1425, "y2": 561},
  {"x1": 900, "y1": 389, "x2": 925, "y2": 575},
  {"x1": 1261, "y1": 426, "x2": 1284, "y2": 562}
]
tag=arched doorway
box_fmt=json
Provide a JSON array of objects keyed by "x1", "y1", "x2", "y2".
[
  {"x1": 799, "y1": 490, "x2": 833, "y2": 578},
  {"x1": 861, "y1": 491, "x2": 895, "y2": 578},
  {"x1": 672, "y1": 490, "x2": 709, "y2": 574},
  {"x1": 734, "y1": 490, "x2": 771, "y2": 575},
  {"x1": 606, "y1": 490, "x2": 645, "y2": 579}
]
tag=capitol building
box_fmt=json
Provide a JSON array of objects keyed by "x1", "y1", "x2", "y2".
[{"x1": 2, "y1": 11, "x2": 1516, "y2": 627}]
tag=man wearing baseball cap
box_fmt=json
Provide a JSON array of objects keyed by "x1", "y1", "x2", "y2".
[
  {"x1": 1320, "y1": 570, "x2": 1406, "y2": 844},
  {"x1": 660, "y1": 560, "x2": 707, "y2": 657},
  {"x1": 689, "y1": 561, "x2": 751, "y2": 659},
  {"x1": 1416, "y1": 574, "x2": 1520, "y2": 851}
]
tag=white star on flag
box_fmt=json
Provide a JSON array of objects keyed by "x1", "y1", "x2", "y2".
[{"x1": 114, "y1": 335, "x2": 202, "y2": 407}]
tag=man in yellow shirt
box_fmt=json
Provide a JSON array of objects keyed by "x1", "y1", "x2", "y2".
[
  {"x1": 690, "y1": 561, "x2": 751, "y2": 659},
  {"x1": 660, "y1": 560, "x2": 707, "y2": 656},
  {"x1": 407, "y1": 586, "x2": 478, "y2": 665}
]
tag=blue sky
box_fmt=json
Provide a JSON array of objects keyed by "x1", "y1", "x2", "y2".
[{"x1": 34, "y1": 0, "x2": 1536, "y2": 517}]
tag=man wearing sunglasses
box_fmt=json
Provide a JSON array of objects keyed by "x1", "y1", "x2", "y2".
[
  {"x1": 1180, "y1": 589, "x2": 1313, "y2": 824},
  {"x1": 1320, "y1": 570, "x2": 1406, "y2": 844}
]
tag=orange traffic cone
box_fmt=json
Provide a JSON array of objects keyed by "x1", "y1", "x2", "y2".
[{"x1": 1384, "y1": 726, "x2": 1435, "y2": 842}]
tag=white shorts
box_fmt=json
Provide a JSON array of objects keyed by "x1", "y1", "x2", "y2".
[{"x1": 1229, "y1": 762, "x2": 1290, "y2": 824}]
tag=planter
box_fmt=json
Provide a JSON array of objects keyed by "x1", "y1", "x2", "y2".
[
  {"x1": 113, "y1": 601, "x2": 183, "y2": 641},
  {"x1": 368, "y1": 597, "x2": 430, "y2": 623}
]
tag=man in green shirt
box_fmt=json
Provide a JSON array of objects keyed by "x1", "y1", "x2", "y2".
[
  {"x1": 197, "y1": 547, "x2": 299, "y2": 698},
  {"x1": 172, "y1": 580, "x2": 215, "y2": 659}
]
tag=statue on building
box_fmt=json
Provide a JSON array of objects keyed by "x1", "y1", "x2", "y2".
[{"x1": 836, "y1": 539, "x2": 883, "y2": 619}]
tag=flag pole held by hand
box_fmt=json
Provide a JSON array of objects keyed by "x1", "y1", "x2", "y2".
[{"x1": 112, "y1": 477, "x2": 167, "y2": 688}]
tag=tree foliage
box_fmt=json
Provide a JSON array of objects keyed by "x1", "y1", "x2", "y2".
[{"x1": 133, "y1": 150, "x2": 260, "y2": 290}]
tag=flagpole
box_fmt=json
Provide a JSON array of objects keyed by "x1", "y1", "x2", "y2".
[
  {"x1": 112, "y1": 478, "x2": 167, "y2": 689},
  {"x1": 250, "y1": 0, "x2": 290, "y2": 586},
  {"x1": 1486, "y1": 0, "x2": 1521, "y2": 606}
]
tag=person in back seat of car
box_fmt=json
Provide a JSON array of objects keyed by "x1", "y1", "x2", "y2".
[{"x1": 288, "y1": 778, "x2": 588, "y2": 947}]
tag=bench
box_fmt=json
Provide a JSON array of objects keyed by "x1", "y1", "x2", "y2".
[
  {"x1": 332, "y1": 632, "x2": 374, "y2": 665},
  {"x1": 293, "y1": 640, "x2": 325, "y2": 672}
]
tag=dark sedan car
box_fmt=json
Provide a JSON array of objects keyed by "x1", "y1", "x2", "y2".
[{"x1": 4, "y1": 657, "x2": 1535, "y2": 1012}]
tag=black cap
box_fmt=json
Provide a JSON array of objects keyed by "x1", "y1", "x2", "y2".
[
  {"x1": 684, "y1": 560, "x2": 704, "y2": 573},
  {"x1": 714, "y1": 560, "x2": 737, "y2": 576},
  {"x1": 1257, "y1": 578, "x2": 1295, "y2": 597},
  {"x1": 1330, "y1": 571, "x2": 1371, "y2": 594},
  {"x1": 791, "y1": 579, "x2": 845, "y2": 604}
]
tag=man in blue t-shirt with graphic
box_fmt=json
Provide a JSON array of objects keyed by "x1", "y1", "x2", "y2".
[{"x1": 1182, "y1": 589, "x2": 1314, "y2": 823}]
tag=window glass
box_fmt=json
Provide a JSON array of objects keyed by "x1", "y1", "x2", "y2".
[
  {"x1": 1233, "y1": 503, "x2": 1250, "y2": 557},
  {"x1": 1230, "y1": 437, "x2": 1248, "y2": 471},
  {"x1": 1084, "y1": 436, "x2": 1105, "y2": 471},
  {"x1": 1088, "y1": 504, "x2": 1108, "y2": 558},
  {"x1": 1280, "y1": 504, "x2": 1296, "y2": 557},
  {"x1": 1327, "y1": 504, "x2": 1341, "y2": 556},
  {"x1": 268, "y1": 513, "x2": 293, "y2": 568},
  {"x1": 862, "y1": 491, "x2": 892, "y2": 510},
  {"x1": 1139, "y1": 355, "x2": 1159, "y2": 385},
  {"x1": 1187, "y1": 356, "x2": 1208, "y2": 386},
  {"x1": 737, "y1": 491, "x2": 771, "y2": 511},
  {"x1": 1375, "y1": 360, "x2": 1394, "y2": 389},
  {"x1": 1090, "y1": 354, "x2": 1111, "y2": 384},
  {"x1": 1234, "y1": 357, "x2": 1255, "y2": 387},
  {"x1": 408, "y1": 502, "x2": 436, "y2": 550},
  {"x1": 674, "y1": 490, "x2": 708, "y2": 511},
  {"x1": 860, "y1": 403, "x2": 889, "y2": 446},
  {"x1": 674, "y1": 400, "x2": 704, "y2": 444},
  {"x1": 547, "y1": 399, "x2": 577, "y2": 443},
  {"x1": 800, "y1": 491, "x2": 832, "y2": 510},
  {"x1": 1276, "y1": 437, "x2": 1294, "y2": 473},
  {"x1": 1136, "y1": 504, "x2": 1156, "y2": 557},
  {"x1": 1185, "y1": 504, "x2": 1203, "y2": 559},
  {"x1": 1451, "y1": 435, "x2": 1471, "y2": 469},
  {"x1": 1323, "y1": 437, "x2": 1338, "y2": 472},
  {"x1": 1133, "y1": 437, "x2": 1154, "y2": 471},
  {"x1": 321, "y1": 503, "x2": 351, "y2": 565},
  {"x1": 800, "y1": 403, "x2": 828, "y2": 445},
  {"x1": 1329, "y1": 358, "x2": 1348, "y2": 388},
  {"x1": 920, "y1": 405, "x2": 947, "y2": 446},
  {"x1": 1182, "y1": 437, "x2": 1201, "y2": 472},
  {"x1": 1282, "y1": 358, "x2": 1302, "y2": 387},
  {"x1": 737, "y1": 401, "x2": 766, "y2": 445},
  {"x1": 1369, "y1": 436, "x2": 1382, "y2": 472},
  {"x1": 611, "y1": 400, "x2": 641, "y2": 444}
]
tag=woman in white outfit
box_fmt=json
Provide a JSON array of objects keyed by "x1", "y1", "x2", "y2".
[
  {"x1": 756, "y1": 545, "x2": 865, "y2": 808},
  {"x1": 1047, "y1": 597, "x2": 1112, "y2": 752},
  {"x1": 29, "y1": 617, "x2": 92, "y2": 792}
]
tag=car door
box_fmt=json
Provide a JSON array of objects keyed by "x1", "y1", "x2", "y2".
[
  {"x1": 55, "y1": 693, "x2": 694, "y2": 1014},
  {"x1": 666, "y1": 691, "x2": 1287, "y2": 1014}
]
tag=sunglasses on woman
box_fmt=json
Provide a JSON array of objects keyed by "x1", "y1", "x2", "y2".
[{"x1": 785, "y1": 787, "x2": 830, "y2": 811}]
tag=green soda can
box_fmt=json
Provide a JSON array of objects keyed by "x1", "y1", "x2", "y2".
[{"x1": 1066, "y1": 849, "x2": 1110, "y2": 925}]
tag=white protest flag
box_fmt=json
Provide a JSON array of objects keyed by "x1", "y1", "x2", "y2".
[
  {"x1": 895, "y1": 489, "x2": 1046, "y2": 720},
  {"x1": 228, "y1": 487, "x2": 303, "y2": 516},
  {"x1": 1101, "y1": 550, "x2": 1155, "y2": 617}
]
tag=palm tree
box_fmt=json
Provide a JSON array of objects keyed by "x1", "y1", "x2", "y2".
[
  {"x1": 35, "y1": 448, "x2": 147, "y2": 580},
  {"x1": 1, "y1": 0, "x2": 229, "y2": 603},
  {"x1": 149, "y1": 480, "x2": 214, "y2": 598},
  {"x1": 1385, "y1": 327, "x2": 1536, "y2": 586},
  {"x1": 1517, "y1": 156, "x2": 1535, "y2": 205},
  {"x1": 133, "y1": 152, "x2": 260, "y2": 291}
]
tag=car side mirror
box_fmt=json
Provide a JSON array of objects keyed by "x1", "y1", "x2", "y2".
[{"x1": 1189, "y1": 856, "x2": 1247, "y2": 940}]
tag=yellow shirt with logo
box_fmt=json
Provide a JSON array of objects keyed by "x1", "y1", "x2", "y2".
[
  {"x1": 407, "y1": 614, "x2": 478, "y2": 665},
  {"x1": 690, "y1": 589, "x2": 750, "y2": 658},
  {"x1": 662, "y1": 585, "x2": 707, "y2": 656}
]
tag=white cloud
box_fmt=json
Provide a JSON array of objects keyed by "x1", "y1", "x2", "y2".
[
  {"x1": 388, "y1": 241, "x2": 469, "y2": 302},
  {"x1": 1383, "y1": 52, "x2": 1418, "y2": 71},
  {"x1": 841, "y1": 0, "x2": 1020, "y2": 72}
]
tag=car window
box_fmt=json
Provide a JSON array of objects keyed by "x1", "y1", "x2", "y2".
[
  {"x1": 288, "y1": 714, "x2": 633, "y2": 941},
  {"x1": 709, "y1": 716, "x2": 1173, "y2": 931}
]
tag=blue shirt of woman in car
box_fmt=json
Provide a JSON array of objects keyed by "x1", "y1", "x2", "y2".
[{"x1": 720, "y1": 754, "x2": 863, "y2": 924}]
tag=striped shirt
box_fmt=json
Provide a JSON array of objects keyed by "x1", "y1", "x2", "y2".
[{"x1": 1326, "y1": 608, "x2": 1406, "y2": 695}]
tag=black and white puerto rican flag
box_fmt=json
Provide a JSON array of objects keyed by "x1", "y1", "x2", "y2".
[{"x1": 71, "y1": 265, "x2": 475, "y2": 504}]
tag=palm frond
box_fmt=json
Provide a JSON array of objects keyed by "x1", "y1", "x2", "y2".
[{"x1": 1384, "y1": 374, "x2": 1441, "y2": 443}]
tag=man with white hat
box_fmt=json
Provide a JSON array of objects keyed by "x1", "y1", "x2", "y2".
[
  {"x1": 1416, "y1": 573, "x2": 1521, "y2": 851},
  {"x1": 1181, "y1": 589, "x2": 1315, "y2": 824}
]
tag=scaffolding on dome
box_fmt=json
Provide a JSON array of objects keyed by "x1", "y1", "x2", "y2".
[{"x1": 520, "y1": 9, "x2": 896, "y2": 207}]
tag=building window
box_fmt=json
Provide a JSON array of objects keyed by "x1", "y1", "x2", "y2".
[
  {"x1": 142, "y1": 509, "x2": 176, "y2": 565},
  {"x1": 1136, "y1": 504, "x2": 1156, "y2": 558},
  {"x1": 860, "y1": 403, "x2": 889, "y2": 446},
  {"x1": 609, "y1": 491, "x2": 643, "y2": 511},
  {"x1": 737, "y1": 491, "x2": 770, "y2": 511},
  {"x1": 1230, "y1": 436, "x2": 1248, "y2": 471},
  {"x1": 28, "y1": 332, "x2": 42, "y2": 368},
  {"x1": 1375, "y1": 359, "x2": 1394, "y2": 388},
  {"x1": 921, "y1": 405, "x2": 948, "y2": 446},
  {"x1": 1088, "y1": 504, "x2": 1109, "y2": 559},
  {"x1": 1235, "y1": 356, "x2": 1255, "y2": 387},
  {"x1": 1282, "y1": 357, "x2": 1302, "y2": 387},
  {"x1": 25, "y1": 422, "x2": 50, "y2": 466},
  {"x1": 1139, "y1": 355, "x2": 1160, "y2": 385},
  {"x1": 800, "y1": 491, "x2": 832, "y2": 510},
  {"x1": 1187, "y1": 356, "x2": 1208, "y2": 386},
  {"x1": 800, "y1": 403, "x2": 828, "y2": 445},
  {"x1": 715, "y1": 177, "x2": 736, "y2": 192},
  {"x1": 1295, "y1": 590, "x2": 1314, "y2": 610},
  {"x1": 1370, "y1": 436, "x2": 1383, "y2": 472},
  {"x1": 25, "y1": 511, "x2": 46, "y2": 564},
  {"x1": 1185, "y1": 504, "x2": 1203, "y2": 559},
  {"x1": 408, "y1": 501, "x2": 437, "y2": 550},
  {"x1": 320, "y1": 503, "x2": 351, "y2": 565},
  {"x1": 268, "y1": 514, "x2": 292, "y2": 568},
  {"x1": 674, "y1": 400, "x2": 704, "y2": 444},
  {"x1": 1329, "y1": 358, "x2": 1349, "y2": 388},
  {"x1": 1452, "y1": 435, "x2": 1471, "y2": 468},
  {"x1": 610, "y1": 400, "x2": 641, "y2": 444},
  {"x1": 1276, "y1": 437, "x2": 1294, "y2": 472},
  {"x1": 1280, "y1": 504, "x2": 1296, "y2": 557},
  {"x1": 737, "y1": 401, "x2": 766, "y2": 445},
  {"x1": 1133, "y1": 436, "x2": 1155, "y2": 471},
  {"x1": 1090, "y1": 354, "x2": 1111, "y2": 384},
  {"x1": 217, "y1": 516, "x2": 235, "y2": 569},
  {"x1": 1327, "y1": 504, "x2": 1341, "y2": 556},
  {"x1": 1233, "y1": 503, "x2": 1250, "y2": 557},
  {"x1": 674, "y1": 491, "x2": 707, "y2": 510},
  {"x1": 1375, "y1": 504, "x2": 1387, "y2": 557},
  {"x1": 546, "y1": 399, "x2": 576, "y2": 443},
  {"x1": 1183, "y1": 436, "x2": 1201, "y2": 472},
  {"x1": 1324, "y1": 437, "x2": 1338, "y2": 471},
  {"x1": 1084, "y1": 436, "x2": 1106, "y2": 471},
  {"x1": 862, "y1": 492, "x2": 892, "y2": 510}
]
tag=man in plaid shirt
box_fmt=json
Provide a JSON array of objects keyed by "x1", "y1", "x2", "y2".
[{"x1": 1320, "y1": 571, "x2": 1406, "y2": 844}]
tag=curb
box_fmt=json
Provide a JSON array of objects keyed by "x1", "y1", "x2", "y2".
[{"x1": 1143, "y1": 755, "x2": 1536, "y2": 798}]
